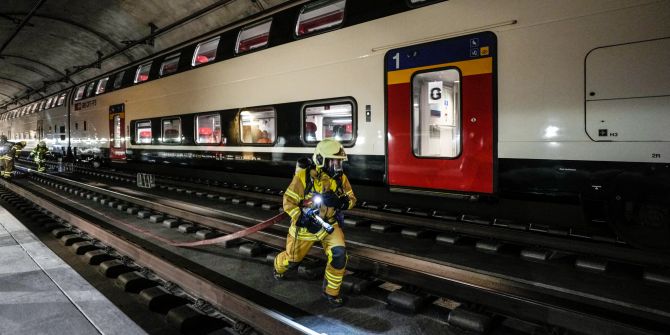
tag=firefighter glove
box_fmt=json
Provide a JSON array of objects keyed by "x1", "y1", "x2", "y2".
[{"x1": 321, "y1": 191, "x2": 341, "y2": 208}]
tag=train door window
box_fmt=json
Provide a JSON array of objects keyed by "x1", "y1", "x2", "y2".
[
  {"x1": 113, "y1": 116, "x2": 122, "y2": 148},
  {"x1": 192, "y1": 37, "x2": 220, "y2": 66},
  {"x1": 302, "y1": 100, "x2": 354, "y2": 144},
  {"x1": 85, "y1": 81, "x2": 96, "y2": 98},
  {"x1": 84, "y1": 121, "x2": 87, "y2": 131},
  {"x1": 74, "y1": 86, "x2": 86, "y2": 100},
  {"x1": 239, "y1": 107, "x2": 276, "y2": 144},
  {"x1": 195, "y1": 114, "x2": 222, "y2": 144},
  {"x1": 295, "y1": 0, "x2": 346, "y2": 37},
  {"x1": 235, "y1": 19, "x2": 272, "y2": 54},
  {"x1": 160, "y1": 54, "x2": 180, "y2": 77},
  {"x1": 135, "y1": 120, "x2": 152, "y2": 144},
  {"x1": 161, "y1": 118, "x2": 182, "y2": 144},
  {"x1": 113, "y1": 71, "x2": 125, "y2": 89},
  {"x1": 57, "y1": 93, "x2": 67, "y2": 106},
  {"x1": 134, "y1": 63, "x2": 152, "y2": 83},
  {"x1": 411, "y1": 68, "x2": 461, "y2": 158},
  {"x1": 96, "y1": 77, "x2": 109, "y2": 94},
  {"x1": 75, "y1": 123, "x2": 78, "y2": 130}
]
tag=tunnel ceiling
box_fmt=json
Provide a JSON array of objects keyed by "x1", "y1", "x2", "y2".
[{"x1": 0, "y1": 0, "x2": 291, "y2": 110}]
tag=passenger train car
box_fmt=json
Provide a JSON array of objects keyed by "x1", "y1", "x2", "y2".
[{"x1": 1, "y1": 0, "x2": 669, "y2": 250}]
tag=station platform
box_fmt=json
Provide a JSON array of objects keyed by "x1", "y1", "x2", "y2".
[{"x1": 0, "y1": 204, "x2": 145, "y2": 335}]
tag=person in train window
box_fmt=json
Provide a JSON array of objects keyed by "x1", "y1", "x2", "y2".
[
  {"x1": 332, "y1": 125, "x2": 345, "y2": 141},
  {"x1": 273, "y1": 139, "x2": 356, "y2": 307},
  {"x1": 305, "y1": 122, "x2": 317, "y2": 142},
  {"x1": 256, "y1": 130, "x2": 272, "y2": 144},
  {"x1": 29, "y1": 141, "x2": 49, "y2": 172},
  {"x1": 198, "y1": 127, "x2": 213, "y2": 143},
  {"x1": 1, "y1": 141, "x2": 26, "y2": 179}
]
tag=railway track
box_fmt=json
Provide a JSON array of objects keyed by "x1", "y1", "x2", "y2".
[
  {"x1": 53, "y1": 161, "x2": 669, "y2": 268},
  {"x1": 3, "y1": 165, "x2": 669, "y2": 334}
]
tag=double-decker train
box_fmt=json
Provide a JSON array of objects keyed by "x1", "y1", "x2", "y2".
[{"x1": 1, "y1": 0, "x2": 669, "y2": 251}]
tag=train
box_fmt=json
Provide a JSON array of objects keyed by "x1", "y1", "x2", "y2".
[{"x1": 1, "y1": 0, "x2": 669, "y2": 251}]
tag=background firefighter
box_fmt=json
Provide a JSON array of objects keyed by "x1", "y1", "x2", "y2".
[
  {"x1": 273, "y1": 139, "x2": 356, "y2": 307},
  {"x1": 0, "y1": 135, "x2": 11, "y2": 171},
  {"x1": 30, "y1": 141, "x2": 49, "y2": 172},
  {"x1": 1, "y1": 141, "x2": 26, "y2": 179}
]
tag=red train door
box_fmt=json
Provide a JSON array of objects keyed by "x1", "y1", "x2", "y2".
[
  {"x1": 109, "y1": 103, "x2": 126, "y2": 161},
  {"x1": 385, "y1": 32, "x2": 495, "y2": 194}
]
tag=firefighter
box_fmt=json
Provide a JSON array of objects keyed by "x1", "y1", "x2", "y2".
[
  {"x1": 0, "y1": 135, "x2": 10, "y2": 170},
  {"x1": 273, "y1": 139, "x2": 356, "y2": 307},
  {"x1": 1, "y1": 141, "x2": 26, "y2": 179},
  {"x1": 29, "y1": 141, "x2": 49, "y2": 172}
]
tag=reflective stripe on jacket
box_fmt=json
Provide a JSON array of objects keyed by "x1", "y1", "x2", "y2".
[{"x1": 283, "y1": 167, "x2": 357, "y2": 226}]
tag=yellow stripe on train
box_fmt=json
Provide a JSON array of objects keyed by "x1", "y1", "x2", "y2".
[{"x1": 387, "y1": 57, "x2": 492, "y2": 85}]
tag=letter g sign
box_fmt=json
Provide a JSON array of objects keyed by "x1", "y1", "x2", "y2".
[{"x1": 430, "y1": 87, "x2": 442, "y2": 100}]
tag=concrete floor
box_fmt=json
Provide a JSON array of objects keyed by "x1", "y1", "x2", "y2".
[{"x1": 0, "y1": 205, "x2": 145, "y2": 335}]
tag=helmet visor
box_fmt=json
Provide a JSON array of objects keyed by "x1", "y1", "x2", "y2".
[{"x1": 326, "y1": 158, "x2": 343, "y2": 176}]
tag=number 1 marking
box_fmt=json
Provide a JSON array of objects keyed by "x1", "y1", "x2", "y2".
[{"x1": 393, "y1": 53, "x2": 400, "y2": 69}]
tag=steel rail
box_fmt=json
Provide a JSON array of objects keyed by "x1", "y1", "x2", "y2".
[
  {"x1": 93, "y1": 166, "x2": 669, "y2": 268},
  {"x1": 15, "y1": 167, "x2": 670, "y2": 334},
  {"x1": 0, "y1": 178, "x2": 318, "y2": 335}
]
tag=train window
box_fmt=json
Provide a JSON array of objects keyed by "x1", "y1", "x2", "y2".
[
  {"x1": 113, "y1": 71, "x2": 124, "y2": 89},
  {"x1": 84, "y1": 121, "x2": 87, "y2": 131},
  {"x1": 57, "y1": 93, "x2": 66, "y2": 106},
  {"x1": 161, "y1": 118, "x2": 182, "y2": 144},
  {"x1": 295, "y1": 0, "x2": 346, "y2": 37},
  {"x1": 302, "y1": 101, "x2": 354, "y2": 144},
  {"x1": 134, "y1": 63, "x2": 152, "y2": 83},
  {"x1": 160, "y1": 54, "x2": 180, "y2": 77},
  {"x1": 411, "y1": 68, "x2": 461, "y2": 158},
  {"x1": 135, "y1": 120, "x2": 152, "y2": 144},
  {"x1": 85, "y1": 81, "x2": 96, "y2": 98},
  {"x1": 74, "y1": 86, "x2": 85, "y2": 101},
  {"x1": 192, "y1": 37, "x2": 220, "y2": 66},
  {"x1": 195, "y1": 114, "x2": 222, "y2": 144},
  {"x1": 59, "y1": 126, "x2": 66, "y2": 141},
  {"x1": 239, "y1": 107, "x2": 276, "y2": 144},
  {"x1": 96, "y1": 77, "x2": 109, "y2": 94},
  {"x1": 235, "y1": 19, "x2": 272, "y2": 54}
]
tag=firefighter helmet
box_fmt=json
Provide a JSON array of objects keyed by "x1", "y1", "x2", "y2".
[{"x1": 312, "y1": 139, "x2": 347, "y2": 177}]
